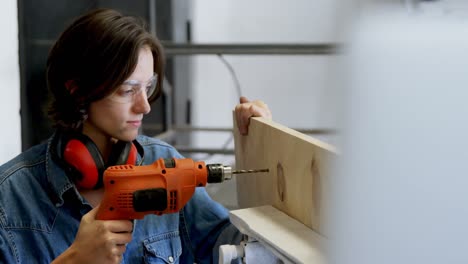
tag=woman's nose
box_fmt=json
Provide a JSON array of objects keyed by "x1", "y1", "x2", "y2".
[{"x1": 133, "y1": 90, "x2": 151, "y2": 114}]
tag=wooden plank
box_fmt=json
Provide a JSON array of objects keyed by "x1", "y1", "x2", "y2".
[
  {"x1": 229, "y1": 205, "x2": 327, "y2": 264},
  {"x1": 233, "y1": 116, "x2": 337, "y2": 235}
]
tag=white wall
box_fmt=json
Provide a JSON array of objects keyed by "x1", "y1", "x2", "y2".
[
  {"x1": 188, "y1": 0, "x2": 341, "y2": 149},
  {"x1": 0, "y1": 1, "x2": 21, "y2": 163}
]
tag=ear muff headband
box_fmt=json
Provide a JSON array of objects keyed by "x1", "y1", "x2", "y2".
[{"x1": 108, "y1": 140, "x2": 138, "y2": 166}]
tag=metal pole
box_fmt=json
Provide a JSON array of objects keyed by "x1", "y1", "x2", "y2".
[
  {"x1": 148, "y1": 0, "x2": 157, "y2": 37},
  {"x1": 161, "y1": 43, "x2": 340, "y2": 56}
]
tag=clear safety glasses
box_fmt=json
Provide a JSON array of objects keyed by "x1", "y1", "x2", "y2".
[{"x1": 108, "y1": 73, "x2": 158, "y2": 103}]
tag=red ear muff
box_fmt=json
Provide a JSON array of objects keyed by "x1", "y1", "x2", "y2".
[
  {"x1": 56, "y1": 132, "x2": 145, "y2": 189},
  {"x1": 63, "y1": 138, "x2": 105, "y2": 189}
]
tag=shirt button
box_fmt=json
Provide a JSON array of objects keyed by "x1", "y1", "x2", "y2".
[{"x1": 168, "y1": 256, "x2": 174, "y2": 263}]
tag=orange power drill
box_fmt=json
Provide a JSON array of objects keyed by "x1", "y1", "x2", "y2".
[{"x1": 96, "y1": 158, "x2": 267, "y2": 220}]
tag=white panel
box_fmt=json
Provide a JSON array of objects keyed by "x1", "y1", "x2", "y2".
[{"x1": 0, "y1": 0, "x2": 21, "y2": 163}]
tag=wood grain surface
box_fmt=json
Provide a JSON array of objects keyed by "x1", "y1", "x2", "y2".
[{"x1": 233, "y1": 116, "x2": 337, "y2": 235}]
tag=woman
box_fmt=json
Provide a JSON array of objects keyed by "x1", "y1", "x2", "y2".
[{"x1": 0, "y1": 8, "x2": 271, "y2": 264}]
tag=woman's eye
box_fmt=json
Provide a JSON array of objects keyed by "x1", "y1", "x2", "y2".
[{"x1": 118, "y1": 87, "x2": 136, "y2": 97}]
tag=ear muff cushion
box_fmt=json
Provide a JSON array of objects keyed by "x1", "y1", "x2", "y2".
[{"x1": 63, "y1": 138, "x2": 105, "y2": 189}]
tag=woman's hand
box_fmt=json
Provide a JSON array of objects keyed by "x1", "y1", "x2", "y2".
[
  {"x1": 234, "y1": 96, "x2": 272, "y2": 135},
  {"x1": 52, "y1": 205, "x2": 133, "y2": 264}
]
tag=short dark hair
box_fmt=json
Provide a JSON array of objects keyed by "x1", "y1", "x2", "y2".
[{"x1": 47, "y1": 8, "x2": 165, "y2": 131}]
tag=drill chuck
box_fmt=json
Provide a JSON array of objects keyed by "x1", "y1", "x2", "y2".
[{"x1": 206, "y1": 164, "x2": 233, "y2": 183}]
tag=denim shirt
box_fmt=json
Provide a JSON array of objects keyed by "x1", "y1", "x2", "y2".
[{"x1": 0, "y1": 134, "x2": 242, "y2": 263}]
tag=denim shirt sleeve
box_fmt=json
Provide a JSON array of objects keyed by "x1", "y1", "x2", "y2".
[
  {"x1": 179, "y1": 188, "x2": 243, "y2": 263},
  {"x1": 0, "y1": 228, "x2": 15, "y2": 263}
]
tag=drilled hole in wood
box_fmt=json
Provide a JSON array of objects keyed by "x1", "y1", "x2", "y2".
[
  {"x1": 311, "y1": 155, "x2": 321, "y2": 221},
  {"x1": 277, "y1": 162, "x2": 286, "y2": 202}
]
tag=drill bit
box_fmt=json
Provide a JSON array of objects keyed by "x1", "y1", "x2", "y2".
[
  {"x1": 232, "y1": 169, "x2": 269, "y2": 174},
  {"x1": 206, "y1": 164, "x2": 269, "y2": 183}
]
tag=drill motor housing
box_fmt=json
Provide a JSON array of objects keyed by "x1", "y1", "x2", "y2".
[{"x1": 96, "y1": 158, "x2": 224, "y2": 220}]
